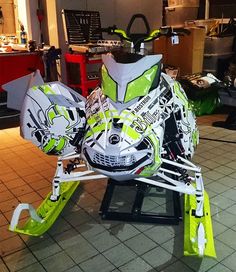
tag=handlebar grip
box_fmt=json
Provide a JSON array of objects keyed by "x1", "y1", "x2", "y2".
[{"x1": 99, "y1": 25, "x2": 117, "y2": 34}]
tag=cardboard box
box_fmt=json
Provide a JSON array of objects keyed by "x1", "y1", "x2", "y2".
[
  {"x1": 153, "y1": 27, "x2": 206, "y2": 75},
  {"x1": 165, "y1": 6, "x2": 199, "y2": 26}
]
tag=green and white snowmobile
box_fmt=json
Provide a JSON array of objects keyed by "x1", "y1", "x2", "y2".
[{"x1": 9, "y1": 14, "x2": 216, "y2": 258}]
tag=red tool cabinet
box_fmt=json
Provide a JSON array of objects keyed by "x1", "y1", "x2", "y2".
[{"x1": 65, "y1": 53, "x2": 102, "y2": 98}]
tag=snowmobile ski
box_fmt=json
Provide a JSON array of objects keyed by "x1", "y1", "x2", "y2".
[
  {"x1": 9, "y1": 181, "x2": 80, "y2": 236},
  {"x1": 184, "y1": 190, "x2": 216, "y2": 258}
]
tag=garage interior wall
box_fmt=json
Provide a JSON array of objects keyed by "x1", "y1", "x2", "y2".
[{"x1": 1, "y1": 0, "x2": 162, "y2": 82}]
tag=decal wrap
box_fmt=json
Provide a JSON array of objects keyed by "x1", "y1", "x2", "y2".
[{"x1": 21, "y1": 82, "x2": 86, "y2": 156}]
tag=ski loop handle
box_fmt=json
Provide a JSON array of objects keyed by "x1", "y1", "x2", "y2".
[{"x1": 9, "y1": 203, "x2": 44, "y2": 231}]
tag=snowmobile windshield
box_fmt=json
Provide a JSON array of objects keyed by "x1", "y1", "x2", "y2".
[{"x1": 102, "y1": 64, "x2": 158, "y2": 103}]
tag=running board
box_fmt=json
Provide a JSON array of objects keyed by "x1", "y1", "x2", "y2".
[
  {"x1": 184, "y1": 190, "x2": 216, "y2": 258},
  {"x1": 9, "y1": 181, "x2": 79, "y2": 236}
]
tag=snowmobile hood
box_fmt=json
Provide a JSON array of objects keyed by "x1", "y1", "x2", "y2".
[
  {"x1": 82, "y1": 86, "x2": 164, "y2": 181},
  {"x1": 102, "y1": 54, "x2": 162, "y2": 103}
]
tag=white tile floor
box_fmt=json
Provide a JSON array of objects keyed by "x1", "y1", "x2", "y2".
[{"x1": 0, "y1": 114, "x2": 236, "y2": 271}]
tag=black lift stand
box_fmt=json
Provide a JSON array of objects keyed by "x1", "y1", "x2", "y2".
[{"x1": 99, "y1": 179, "x2": 182, "y2": 225}]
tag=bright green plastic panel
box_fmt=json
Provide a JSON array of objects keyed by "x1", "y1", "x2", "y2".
[
  {"x1": 101, "y1": 65, "x2": 117, "y2": 102},
  {"x1": 124, "y1": 65, "x2": 158, "y2": 103}
]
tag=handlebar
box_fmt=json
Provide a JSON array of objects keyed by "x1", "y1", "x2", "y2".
[
  {"x1": 99, "y1": 25, "x2": 190, "y2": 43},
  {"x1": 97, "y1": 14, "x2": 190, "y2": 52}
]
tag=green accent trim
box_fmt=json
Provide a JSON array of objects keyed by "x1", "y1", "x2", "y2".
[
  {"x1": 85, "y1": 122, "x2": 112, "y2": 139},
  {"x1": 92, "y1": 123, "x2": 111, "y2": 134},
  {"x1": 41, "y1": 85, "x2": 56, "y2": 95},
  {"x1": 87, "y1": 110, "x2": 133, "y2": 126},
  {"x1": 184, "y1": 190, "x2": 216, "y2": 258},
  {"x1": 55, "y1": 105, "x2": 69, "y2": 121},
  {"x1": 101, "y1": 66, "x2": 117, "y2": 102},
  {"x1": 43, "y1": 138, "x2": 56, "y2": 153},
  {"x1": 173, "y1": 82, "x2": 189, "y2": 110},
  {"x1": 85, "y1": 109, "x2": 138, "y2": 140},
  {"x1": 55, "y1": 138, "x2": 66, "y2": 152},
  {"x1": 122, "y1": 125, "x2": 140, "y2": 140},
  {"x1": 189, "y1": 93, "x2": 219, "y2": 117},
  {"x1": 114, "y1": 29, "x2": 129, "y2": 39},
  {"x1": 192, "y1": 129, "x2": 199, "y2": 147},
  {"x1": 144, "y1": 29, "x2": 161, "y2": 41},
  {"x1": 87, "y1": 116, "x2": 97, "y2": 126},
  {"x1": 48, "y1": 110, "x2": 56, "y2": 124},
  {"x1": 112, "y1": 116, "x2": 133, "y2": 123},
  {"x1": 124, "y1": 65, "x2": 158, "y2": 103},
  {"x1": 9, "y1": 181, "x2": 80, "y2": 236},
  {"x1": 140, "y1": 135, "x2": 161, "y2": 176},
  {"x1": 84, "y1": 131, "x2": 92, "y2": 140}
]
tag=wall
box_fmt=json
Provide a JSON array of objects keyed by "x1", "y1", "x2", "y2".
[
  {"x1": 44, "y1": 0, "x2": 163, "y2": 83},
  {"x1": 55, "y1": 0, "x2": 162, "y2": 46},
  {"x1": 17, "y1": 0, "x2": 29, "y2": 36},
  {"x1": 28, "y1": 0, "x2": 41, "y2": 43},
  {"x1": 14, "y1": 0, "x2": 44, "y2": 45}
]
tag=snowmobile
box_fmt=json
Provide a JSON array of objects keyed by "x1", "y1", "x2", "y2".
[{"x1": 8, "y1": 14, "x2": 216, "y2": 258}]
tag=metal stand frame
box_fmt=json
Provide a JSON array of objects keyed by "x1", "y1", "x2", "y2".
[{"x1": 99, "y1": 179, "x2": 182, "y2": 224}]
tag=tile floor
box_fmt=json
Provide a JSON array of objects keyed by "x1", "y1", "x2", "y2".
[{"x1": 0, "y1": 113, "x2": 236, "y2": 272}]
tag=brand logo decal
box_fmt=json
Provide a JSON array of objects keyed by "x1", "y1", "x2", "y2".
[{"x1": 109, "y1": 134, "x2": 120, "y2": 145}]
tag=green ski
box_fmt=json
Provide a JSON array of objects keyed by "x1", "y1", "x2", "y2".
[
  {"x1": 9, "y1": 181, "x2": 80, "y2": 236},
  {"x1": 184, "y1": 190, "x2": 216, "y2": 258}
]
